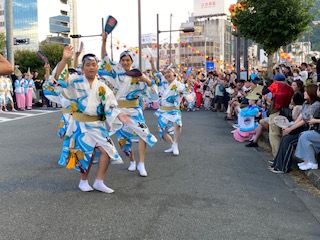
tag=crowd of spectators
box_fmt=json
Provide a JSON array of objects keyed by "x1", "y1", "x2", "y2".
[
  {"x1": 143, "y1": 58, "x2": 320, "y2": 174},
  {"x1": 0, "y1": 65, "x2": 59, "y2": 112}
]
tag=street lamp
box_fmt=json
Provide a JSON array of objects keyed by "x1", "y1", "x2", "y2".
[
  {"x1": 262, "y1": 60, "x2": 267, "y2": 68},
  {"x1": 156, "y1": 13, "x2": 194, "y2": 70}
]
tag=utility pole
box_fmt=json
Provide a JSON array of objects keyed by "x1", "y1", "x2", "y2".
[
  {"x1": 243, "y1": 38, "x2": 248, "y2": 79},
  {"x1": 156, "y1": 14, "x2": 160, "y2": 70},
  {"x1": 138, "y1": 0, "x2": 142, "y2": 69},
  {"x1": 236, "y1": 32, "x2": 241, "y2": 77},
  {"x1": 5, "y1": 0, "x2": 14, "y2": 66},
  {"x1": 169, "y1": 13, "x2": 172, "y2": 65}
]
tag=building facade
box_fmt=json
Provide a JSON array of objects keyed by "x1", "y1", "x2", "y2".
[
  {"x1": 0, "y1": 0, "x2": 5, "y2": 33},
  {"x1": 179, "y1": 16, "x2": 233, "y2": 69},
  {"x1": 2, "y1": 0, "x2": 77, "y2": 51}
]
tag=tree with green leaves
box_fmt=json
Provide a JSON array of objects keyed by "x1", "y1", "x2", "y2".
[
  {"x1": 14, "y1": 42, "x2": 66, "y2": 78},
  {"x1": 229, "y1": 0, "x2": 315, "y2": 77},
  {"x1": 0, "y1": 32, "x2": 6, "y2": 54}
]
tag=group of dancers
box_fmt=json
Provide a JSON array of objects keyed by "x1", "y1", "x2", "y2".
[{"x1": 43, "y1": 31, "x2": 186, "y2": 193}]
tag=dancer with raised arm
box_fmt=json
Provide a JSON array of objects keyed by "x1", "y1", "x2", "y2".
[
  {"x1": 46, "y1": 45, "x2": 132, "y2": 193},
  {"x1": 99, "y1": 32, "x2": 158, "y2": 177}
]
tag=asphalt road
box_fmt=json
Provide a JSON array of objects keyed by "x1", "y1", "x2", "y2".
[{"x1": 0, "y1": 109, "x2": 320, "y2": 240}]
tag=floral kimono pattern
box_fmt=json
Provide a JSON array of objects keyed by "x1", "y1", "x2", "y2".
[
  {"x1": 98, "y1": 53, "x2": 158, "y2": 156},
  {"x1": 43, "y1": 67, "x2": 74, "y2": 138},
  {"x1": 155, "y1": 77, "x2": 185, "y2": 138},
  {"x1": 0, "y1": 77, "x2": 5, "y2": 107},
  {"x1": 45, "y1": 65, "x2": 124, "y2": 173},
  {"x1": 3, "y1": 77, "x2": 14, "y2": 104}
]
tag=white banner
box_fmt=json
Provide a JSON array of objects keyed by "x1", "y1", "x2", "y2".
[{"x1": 194, "y1": 0, "x2": 232, "y2": 16}]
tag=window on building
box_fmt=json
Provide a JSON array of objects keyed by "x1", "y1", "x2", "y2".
[
  {"x1": 61, "y1": 21, "x2": 68, "y2": 27},
  {"x1": 0, "y1": 22, "x2": 4, "y2": 27},
  {"x1": 61, "y1": 10, "x2": 68, "y2": 16},
  {"x1": 0, "y1": 10, "x2": 4, "y2": 16},
  {"x1": 60, "y1": 0, "x2": 68, "y2": 4}
]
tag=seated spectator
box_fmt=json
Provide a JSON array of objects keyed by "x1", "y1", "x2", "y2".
[
  {"x1": 295, "y1": 84, "x2": 320, "y2": 170},
  {"x1": 295, "y1": 118, "x2": 320, "y2": 170},
  {"x1": 233, "y1": 92, "x2": 261, "y2": 142},
  {"x1": 269, "y1": 84, "x2": 320, "y2": 173},
  {"x1": 263, "y1": 73, "x2": 294, "y2": 159}
]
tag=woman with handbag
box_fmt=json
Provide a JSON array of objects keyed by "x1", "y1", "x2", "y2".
[
  {"x1": 295, "y1": 85, "x2": 320, "y2": 170},
  {"x1": 269, "y1": 84, "x2": 320, "y2": 173}
]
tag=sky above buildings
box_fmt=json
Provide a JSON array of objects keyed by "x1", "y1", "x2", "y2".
[{"x1": 77, "y1": 0, "x2": 236, "y2": 59}]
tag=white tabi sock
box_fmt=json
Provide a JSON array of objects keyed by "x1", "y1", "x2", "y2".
[
  {"x1": 78, "y1": 179, "x2": 94, "y2": 192},
  {"x1": 93, "y1": 179, "x2": 114, "y2": 193},
  {"x1": 164, "y1": 144, "x2": 174, "y2": 153},
  {"x1": 137, "y1": 162, "x2": 147, "y2": 177},
  {"x1": 128, "y1": 161, "x2": 136, "y2": 171},
  {"x1": 172, "y1": 142, "x2": 179, "y2": 156}
]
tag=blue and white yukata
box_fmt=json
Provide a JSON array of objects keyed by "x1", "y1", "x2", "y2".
[
  {"x1": 45, "y1": 65, "x2": 124, "y2": 173},
  {"x1": 154, "y1": 77, "x2": 185, "y2": 139},
  {"x1": 98, "y1": 54, "x2": 158, "y2": 156},
  {"x1": 0, "y1": 77, "x2": 5, "y2": 108},
  {"x1": 3, "y1": 77, "x2": 14, "y2": 105}
]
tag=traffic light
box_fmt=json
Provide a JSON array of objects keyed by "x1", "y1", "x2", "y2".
[
  {"x1": 70, "y1": 34, "x2": 82, "y2": 38},
  {"x1": 182, "y1": 28, "x2": 195, "y2": 33}
]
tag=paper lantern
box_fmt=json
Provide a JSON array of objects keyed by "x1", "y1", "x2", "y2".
[
  {"x1": 219, "y1": 61, "x2": 223, "y2": 65},
  {"x1": 177, "y1": 38, "x2": 180, "y2": 43},
  {"x1": 129, "y1": 47, "x2": 133, "y2": 51},
  {"x1": 191, "y1": 48, "x2": 195, "y2": 52},
  {"x1": 182, "y1": 41, "x2": 186, "y2": 45},
  {"x1": 177, "y1": 64, "x2": 180, "y2": 68},
  {"x1": 213, "y1": 58, "x2": 216, "y2": 62},
  {"x1": 196, "y1": 50, "x2": 199, "y2": 54},
  {"x1": 116, "y1": 46, "x2": 119, "y2": 50},
  {"x1": 117, "y1": 40, "x2": 120, "y2": 44},
  {"x1": 153, "y1": 44, "x2": 158, "y2": 48},
  {"x1": 187, "y1": 45, "x2": 191, "y2": 48},
  {"x1": 206, "y1": 55, "x2": 208, "y2": 58},
  {"x1": 201, "y1": 53, "x2": 204, "y2": 56},
  {"x1": 123, "y1": 45, "x2": 126, "y2": 48}
]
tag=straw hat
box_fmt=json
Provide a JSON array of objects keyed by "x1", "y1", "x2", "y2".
[
  {"x1": 14, "y1": 66, "x2": 22, "y2": 77},
  {"x1": 246, "y1": 85, "x2": 263, "y2": 100}
]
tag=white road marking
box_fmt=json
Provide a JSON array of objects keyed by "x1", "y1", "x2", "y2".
[{"x1": 0, "y1": 109, "x2": 60, "y2": 123}]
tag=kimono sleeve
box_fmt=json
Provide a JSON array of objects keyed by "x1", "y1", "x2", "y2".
[
  {"x1": 99, "y1": 84, "x2": 123, "y2": 131},
  {"x1": 143, "y1": 76, "x2": 159, "y2": 102},
  {"x1": 42, "y1": 64, "x2": 67, "y2": 103},
  {"x1": 98, "y1": 53, "x2": 118, "y2": 80},
  {"x1": 14, "y1": 80, "x2": 20, "y2": 88},
  {"x1": 177, "y1": 81, "x2": 186, "y2": 93}
]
